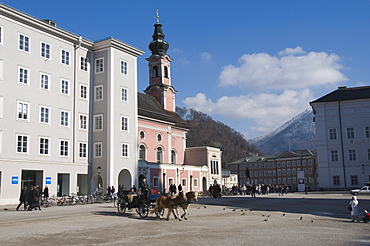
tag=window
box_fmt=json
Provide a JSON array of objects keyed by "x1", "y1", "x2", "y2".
[
  {"x1": 164, "y1": 66, "x2": 168, "y2": 78},
  {"x1": 351, "y1": 175, "x2": 358, "y2": 186},
  {"x1": 347, "y1": 127, "x2": 355, "y2": 139},
  {"x1": 211, "y1": 160, "x2": 219, "y2": 175},
  {"x1": 79, "y1": 142, "x2": 87, "y2": 158},
  {"x1": 41, "y1": 42, "x2": 50, "y2": 59},
  {"x1": 121, "y1": 116, "x2": 128, "y2": 131},
  {"x1": 121, "y1": 87, "x2": 128, "y2": 102},
  {"x1": 61, "y1": 50, "x2": 70, "y2": 65},
  {"x1": 60, "y1": 110, "x2": 69, "y2": 127},
  {"x1": 80, "y1": 85, "x2": 87, "y2": 99},
  {"x1": 80, "y1": 57, "x2": 88, "y2": 71},
  {"x1": 95, "y1": 85, "x2": 103, "y2": 101},
  {"x1": 333, "y1": 176, "x2": 340, "y2": 186},
  {"x1": 139, "y1": 145, "x2": 146, "y2": 160},
  {"x1": 122, "y1": 143, "x2": 128, "y2": 157},
  {"x1": 79, "y1": 114, "x2": 87, "y2": 130},
  {"x1": 157, "y1": 134, "x2": 162, "y2": 142},
  {"x1": 17, "y1": 101, "x2": 29, "y2": 120},
  {"x1": 19, "y1": 67, "x2": 29, "y2": 85},
  {"x1": 16, "y1": 135, "x2": 28, "y2": 153},
  {"x1": 94, "y1": 115, "x2": 103, "y2": 131},
  {"x1": 292, "y1": 169, "x2": 296, "y2": 175},
  {"x1": 139, "y1": 131, "x2": 145, "y2": 140},
  {"x1": 348, "y1": 149, "x2": 357, "y2": 161},
  {"x1": 153, "y1": 66, "x2": 158, "y2": 77},
  {"x1": 19, "y1": 34, "x2": 29, "y2": 52},
  {"x1": 95, "y1": 58, "x2": 104, "y2": 73},
  {"x1": 366, "y1": 127, "x2": 370, "y2": 138},
  {"x1": 153, "y1": 177, "x2": 159, "y2": 186},
  {"x1": 329, "y1": 128, "x2": 337, "y2": 140},
  {"x1": 40, "y1": 73, "x2": 49, "y2": 90},
  {"x1": 121, "y1": 60, "x2": 127, "y2": 74},
  {"x1": 169, "y1": 178, "x2": 174, "y2": 186},
  {"x1": 156, "y1": 147, "x2": 163, "y2": 163},
  {"x1": 60, "y1": 140, "x2": 69, "y2": 157},
  {"x1": 287, "y1": 169, "x2": 291, "y2": 175},
  {"x1": 308, "y1": 168, "x2": 312, "y2": 174},
  {"x1": 302, "y1": 160, "x2": 306, "y2": 166},
  {"x1": 39, "y1": 137, "x2": 49, "y2": 155},
  {"x1": 330, "y1": 150, "x2": 339, "y2": 161},
  {"x1": 171, "y1": 150, "x2": 176, "y2": 164},
  {"x1": 40, "y1": 106, "x2": 50, "y2": 124},
  {"x1": 194, "y1": 179, "x2": 198, "y2": 187},
  {"x1": 94, "y1": 142, "x2": 102, "y2": 158},
  {"x1": 61, "y1": 79, "x2": 69, "y2": 95},
  {"x1": 182, "y1": 179, "x2": 187, "y2": 187}
]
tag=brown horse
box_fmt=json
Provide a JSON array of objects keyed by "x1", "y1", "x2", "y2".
[
  {"x1": 150, "y1": 191, "x2": 186, "y2": 221},
  {"x1": 173, "y1": 191, "x2": 198, "y2": 220}
]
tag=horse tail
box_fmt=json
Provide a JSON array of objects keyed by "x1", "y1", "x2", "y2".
[{"x1": 150, "y1": 198, "x2": 160, "y2": 214}]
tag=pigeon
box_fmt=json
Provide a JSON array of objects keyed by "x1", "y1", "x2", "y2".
[
  {"x1": 266, "y1": 214, "x2": 271, "y2": 217},
  {"x1": 300, "y1": 217, "x2": 303, "y2": 220},
  {"x1": 282, "y1": 213, "x2": 286, "y2": 216},
  {"x1": 197, "y1": 207, "x2": 200, "y2": 209},
  {"x1": 311, "y1": 220, "x2": 314, "y2": 223},
  {"x1": 223, "y1": 208, "x2": 226, "y2": 210},
  {"x1": 250, "y1": 209, "x2": 253, "y2": 211},
  {"x1": 241, "y1": 209, "x2": 244, "y2": 212},
  {"x1": 204, "y1": 206, "x2": 207, "y2": 208},
  {"x1": 241, "y1": 212, "x2": 245, "y2": 215},
  {"x1": 263, "y1": 218, "x2": 268, "y2": 222},
  {"x1": 232, "y1": 209, "x2": 236, "y2": 211}
]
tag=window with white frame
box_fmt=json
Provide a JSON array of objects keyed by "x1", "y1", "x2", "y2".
[
  {"x1": 94, "y1": 115, "x2": 103, "y2": 131},
  {"x1": 153, "y1": 177, "x2": 159, "y2": 186},
  {"x1": 194, "y1": 179, "x2": 198, "y2": 186},
  {"x1": 347, "y1": 127, "x2": 355, "y2": 139},
  {"x1": 16, "y1": 134, "x2": 28, "y2": 153},
  {"x1": 139, "y1": 130, "x2": 145, "y2": 140},
  {"x1": 60, "y1": 140, "x2": 69, "y2": 156},
  {"x1": 331, "y1": 150, "x2": 339, "y2": 161},
  {"x1": 80, "y1": 57, "x2": 88, "y2": 71},
  {"x1": 79, "y1": 114, "x2": 87, "y2": 130},
  {"x1": 171, "y1": 150, "x2": 176, "y2": 164},
  {"x1": 182, "y1": 179, "x2": 187, "y2": 187},
  {"x1": 348, "y1": 149, "x2": 357, "y2": 161},
  {"x1": 61, "y1": 49, "x2": 70, "y2": 65},
  {"x1": 80, "y1": 84, "x2": 87, "y2": 99},
  {"x1": 40, "y1": 106, "x2": 50, "y2": 124},
  {"x1": 351, "y1": 175, "x2": 358, "y2": 186},
  {"x1": 139, "y1": 145, "x2": 146, "y2": 160},
  {"x1": 41, "y1": 42, "x2": 50, "y2": 59},
  {"x1": 19, "y1": 34, "x2": 29, "y2": 52},
  {"x1": 121, "y1": 116, "x2": 128, "y2": 131},
  {"x1": 39, "y1": 137, "x2": 49, "y2": 155},
  {"x1": 95, "y1": 85, "x2": 103, "y2": 101},
  {"x1": 94, "y1": 142, "x2": 102, "y2": 157},
  {"x1": 18, "y1": 67, "x2": 29, "y2": 85},
  {"x1": 79, "y1": 142, "x2": 87, "y2": 158},
  {"x1": 121, "y1": 143, "x2": 128, "y2": 157},
  {"x1": 40, "y1": 73, "x2": 49, "y2": 90},
  {"x1": 121, "y1": 87, "x2": 128, "y2": 102},
  {"x1": 61, "y1": 79, "x2": 69, "y2": 95},
  {"x1": 366, "y1": 126, "x2": 370, "y2": 138},
  {"x1": 211, "y1": 160, "x2": 219, "y2": 175},
  {"x1": 121, "y1": 60, "x2": 127, "y2": 74},
  {"x1": 60, "y1": 110, "x2": 69, "y2": 127},
  {"x1": 156, "y1": 146, "x2": 163, "y2": 163},
  {"x1": 329, "y1": 128, "x2": 337, "y2": 140},
  {"x1": 17, "y1": 101, "x2": 29, "y2": 120},
  {"x1": 95, "y1": 58, "x2": 104, "y2": 73}
]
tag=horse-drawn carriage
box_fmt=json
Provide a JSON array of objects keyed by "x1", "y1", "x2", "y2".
[{"x1": 117, "y1": 189, "x2": 160, "y2": 218}]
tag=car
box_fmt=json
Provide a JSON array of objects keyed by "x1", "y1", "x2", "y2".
[{"x1": 350, "y1": 186, "x2": 370, "y2": 195}]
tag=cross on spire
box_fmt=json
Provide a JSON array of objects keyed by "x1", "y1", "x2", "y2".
[{"x1": 156, "y1": 9, "x2": 160, "y2": 23}]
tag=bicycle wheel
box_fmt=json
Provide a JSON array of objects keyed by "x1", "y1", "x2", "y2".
[
  {"x1": 137, "y1": 204, "x2": 149, "y2": 218},
  {"x1": 117, "y1": 201, "x2": 126, "y2": 215}
]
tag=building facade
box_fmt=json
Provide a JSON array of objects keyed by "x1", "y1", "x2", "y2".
[
  {"x1": 0, "y1": 4, "x2": 143, "y2": 204},
  {"x1": 310, "y1": 86, "x2": 370, "y2": 189},
  {"x1": 229, "y1": 150, "x2": 318, "y2": 190}
]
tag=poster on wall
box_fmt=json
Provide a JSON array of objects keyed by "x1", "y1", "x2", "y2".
[
  {"x1": 46, "y1": 177, "x2": 51, "y2": 184},
  {"x1": 12, "y1": 176, "x2": 18, "y2": 184}
]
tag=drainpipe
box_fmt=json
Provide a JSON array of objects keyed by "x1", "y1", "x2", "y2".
[{"x1": 338, "y1": 101, "x2": 347, "y2": 188}]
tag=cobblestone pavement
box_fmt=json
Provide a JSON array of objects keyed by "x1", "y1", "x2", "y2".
[{"x1": 1, "y1": 191, "x2": 370, "y2": 246}]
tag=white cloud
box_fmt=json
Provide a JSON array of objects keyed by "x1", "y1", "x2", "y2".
[
  {"x1": 218, "y1": 47, "x2": 348, "y2": 90},
  {"x1": 183, "y1": 89, "x2": 314, "y2": 136},
  {"x1": 171, "y1": 48, "x2": 184, "y2": 54},
  {"x1": 200, "y1": 52, "x2": 212, "y2": 62}
]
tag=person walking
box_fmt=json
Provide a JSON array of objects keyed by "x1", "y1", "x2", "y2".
[
  {"x1": 349, "y1": 196, "x2": 359, "y2": 222},
  {"x1": 43, "y1": 185, "x2": 49, "y2": 200},
  {"x1": 16, "y1": 186, "x2": 28, "y2": 211}
]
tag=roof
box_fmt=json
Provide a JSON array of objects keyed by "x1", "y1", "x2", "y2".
[
  {"x1": 310, "y1": 86, "x2": 370, "y2": 104},
  {"x1": 138, "y1": 93, "x2": 189, "y2": 129}
]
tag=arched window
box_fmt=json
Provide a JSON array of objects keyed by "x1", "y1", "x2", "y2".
[
  {"x1": 164, "y1": 66, "x2": 168, "y2": 78},
  {"x1": 156, "y1": 147, "x2": 163, "y2": 163},
  {"x1": 153, "y1": 66, "x2": 158, "y2": 78},
  {"x1": 139, "y1": 145, "x2": 146, "y2": 160},
  {"x1": 171, "y1": 150, "x2": 176, "y2": 164}
]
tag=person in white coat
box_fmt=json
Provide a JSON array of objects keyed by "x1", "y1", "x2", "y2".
[{"x1": 349, "y1": 196, "x2": 359, "y2": 222}]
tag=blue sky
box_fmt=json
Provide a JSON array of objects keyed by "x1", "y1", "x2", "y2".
[{"x1": 2, "y1": 0, "x2": 370, "y2": 139}]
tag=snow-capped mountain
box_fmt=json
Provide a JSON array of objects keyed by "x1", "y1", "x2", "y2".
[{"x1": 248, "y1": 110, "x2": 316, "y2": 155}]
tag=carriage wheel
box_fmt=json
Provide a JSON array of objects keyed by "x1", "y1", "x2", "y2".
[
  {"x1": 137, "y1": 204, "x2": 149, "y2": 218},
  {"x1": 117, "y1": 201, "x2": 126, "y2": 215}
]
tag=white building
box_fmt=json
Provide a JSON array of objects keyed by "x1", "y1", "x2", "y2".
[
  {"x1": 0, "y1": 4, "x2": 143, "y2": 205},
  {"x1": 310, "y1": 86, "x2": 370, "y2": 189}
]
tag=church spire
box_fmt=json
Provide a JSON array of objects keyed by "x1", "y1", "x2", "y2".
[{"x1": 149, "y1": 10, "x2": 169, "y2": 56}]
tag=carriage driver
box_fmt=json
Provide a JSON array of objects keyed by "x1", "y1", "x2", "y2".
[{"x1": 139, "y1": 177, "x2": 151, "y2": 199}]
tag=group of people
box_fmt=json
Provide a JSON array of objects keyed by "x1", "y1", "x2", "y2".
[
  {"x1": 16, "y1": 185, "x2": 49, "y2": 211},
  {"x1": 348, "y1": 196, "x2": 370, "y2": 223},
  {"x1": 208, "y1": 183, "x2": 222, "y2": 198}
]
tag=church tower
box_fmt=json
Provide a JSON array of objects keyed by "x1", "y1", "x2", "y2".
[{"x1": 145, "y1": 11, "x2": 177, "y2": 112}]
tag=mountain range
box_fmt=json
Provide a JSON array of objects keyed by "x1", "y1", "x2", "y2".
[{"x1": 248, "y1": 110, "x2": 316, "y2": 155}]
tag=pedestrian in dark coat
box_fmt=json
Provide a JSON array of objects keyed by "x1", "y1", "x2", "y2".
[
  {"x1": 33, "y1": 187, "x2": 41, "y2": 210},
  {"x1": 169, "y1": 184, "x2": 177, "y2": 196},
  {"x1": 27, "y1": 186, "x2": 34, "y2": 210},
  {"x1": 178, "y1": 184, "x2": 182, "y2": 192},
  {"x1": 43, "y1": 185, "x2": 49, "y2": 199},
  {"x1": 16, "y1": 186, "x2": 28, "y2": 211}
]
